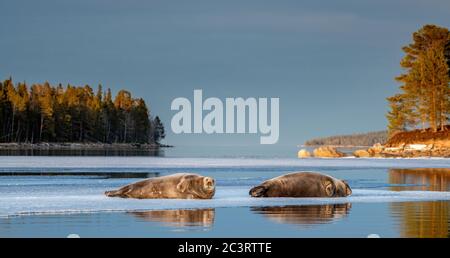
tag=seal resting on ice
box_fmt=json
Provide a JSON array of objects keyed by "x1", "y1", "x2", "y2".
[
  {"x1": 105, "y1": 173, "x2": 215, "y2": 199},
  {"x1": 249, "y1": 172, "x2": 352, "y2": 198}
]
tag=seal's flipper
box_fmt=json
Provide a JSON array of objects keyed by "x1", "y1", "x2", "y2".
[
  {"x1": 324, "y1": 181, "x2": 335, "y2": 197},
  {"x1": 249, "y1": 185, "x2": 267, "y2": 197},
  {"x1": 105, "y1": 185, "x2": 132, "y2": 198},
  {"x1": 105, "y1": 190, "x2": 119, "y2": 197},
  {"x1": 105, "y1": 190, "x2": 124, "y2": 197}
]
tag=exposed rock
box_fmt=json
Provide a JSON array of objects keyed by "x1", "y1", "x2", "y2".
[
  {"x1": 369, "y1": 142, "x2": 384, "y2": 152},
  {"x1": 313, "y1": 146, "x2": 346, "y2": 158},
  {"x1": 297, "y1": 149, "x2": 311, "y2": 158},
  {"x1": 353, "y1": 149, "x2": 371, "y2": 158},
  {"x1": 366, "y1": 143, "x2": 385, "y2": 157},
  {"x1": 382, "y1": 127, "x2": 450, "y2": 157},
  {"x1": 373, "y1": 142, "x2": 383, "y2": 149}
]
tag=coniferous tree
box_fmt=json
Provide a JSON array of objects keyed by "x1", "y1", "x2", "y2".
[
  {"x1": 15, "y1": 82, "x2": 29, "y2": 142},
  {"x1": 102, "y1": 88, "x2": 116, "y2": 143},
  {"x1": 388, "y1": 24, "x2": 450, "y2": 133},
  {"x1": 0, "y1": 81, "x2": 4, "y2": 140},
  {"x1": 132, "y1": 98, "x2": 151, "y2": 143},
  {"x1": 152, "y1": 116, "x2": 165, "y2": 144},
  {"x1": 6, "y1": 79, "x2": 17, "y2": 142},
  {"x1": 114, "y1": 90, "x2": 133, "y2": 143},
  {"x1": 387, "y1": 95, "x2": 408, "y2": 134},
  {"x1": 0, "y1": 78, "x2": 164, "y2": 145}
]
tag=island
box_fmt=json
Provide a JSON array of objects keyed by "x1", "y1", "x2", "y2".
[
  {"x1": 0, "y1": 79, "x2": 166, "y2": 151},
  {"x1": 299, "y1": 24, "x2": 450, "y2": 158}
]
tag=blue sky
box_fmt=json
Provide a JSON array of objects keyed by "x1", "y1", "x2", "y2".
[{"x1": 1, "y1": 0, "x2": 449, "y2": 146}]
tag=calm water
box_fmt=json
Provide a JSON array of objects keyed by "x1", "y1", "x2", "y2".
[
  {"x1": 0, "y1": 147, "x2": 449, "y2": 238},
  {"x1": 2, "y1": 202, "x2": 448, "y2": 238}
]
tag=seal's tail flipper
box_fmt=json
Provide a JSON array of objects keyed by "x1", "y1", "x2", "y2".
[{"x1": 249, "y1": 186, "x2": 267, "y2": 197}]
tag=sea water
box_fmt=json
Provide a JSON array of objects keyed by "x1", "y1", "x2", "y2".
[{"x1": 0, "y1": 149, "x2": 449, "y2": 237}]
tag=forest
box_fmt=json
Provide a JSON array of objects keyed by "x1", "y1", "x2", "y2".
[
  {"x1": 0, "y1": 78, "x2": 165, "y2": 144},
  {"x1": 387, "y1": 24, "x2": 450, "y2": 135},
  {"x1": 304, "y1": 131, "x2": 388, "y2": 147}
]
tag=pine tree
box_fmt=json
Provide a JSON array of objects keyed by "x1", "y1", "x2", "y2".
[
  {"x1": 152, "y1": 116, "x2": 165, "y2": 144},
  {"x1": 114, "y1": 90, "x2": 133, "y2": 142},
  {"x1": 91, "y1": 84, "x2": 104, "y2": 142},
  {"x1": 102, "y1": 88, "x2": 116, "y2": 143},
  {"x1": 131, "y1": 98, "x2": 151, "y2": 143},
  {"x1": 6, "y1": 79, "x2": 18, "y2": 141},
  {"x1": 36, "y1": 83, "x2": 55, "y2": 141},
  {"x1": 386, "y1": 93, "x2": 419, "y2": 135},
  {"x1": 0, "y1": 78, "x2": 161, "y2": 145},
  {"x1": 0, "y1": 81, "x2": 5, "y2": 141},
  {"x1": 388, "y1": 24, "x2": 450, "y2": 133},
  {"x1": 0, "y1": 82, "x2": 3, "y2": 132},
  {"x1": 15, "y1": 82, "x2": 29, "y2": 142}
]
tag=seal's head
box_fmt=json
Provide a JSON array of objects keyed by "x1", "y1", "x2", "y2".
[
  {"x1": 334, "y1": 180, "x2": 352, "y2": 197},
  {"x1": 177, "y1": 174, "x2": 215, "y2": 199}
]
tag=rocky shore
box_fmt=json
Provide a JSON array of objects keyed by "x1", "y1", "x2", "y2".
[
  {"x1": 378, "y1": 128, "x2": 450, "y2": 158},
  {"x1": 298, "y1": 143, "x2": 450, "y2": 158},
  {"x1": 298, "y1": 146, "x2": 347, "y2": 158},
  {"x1": 353, "y1": 143, "x2": 450, "y2": 158},
  {"x1": 0, "y1": 142, "x2": 172, "y2": 150},
  {"x1": 299, "y1": 129, "x2": 450, "y2": 158}
]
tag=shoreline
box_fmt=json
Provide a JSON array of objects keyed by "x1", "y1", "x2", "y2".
[
  {"x1": 300, "y1": 145, "x2": 372, "y2": 148},
  {"x1": 0, "y1": 142, "x2": 173, "y2": 150},
  {"x1": 299, "y1": 144, "x2": 450, "y2": 158}
]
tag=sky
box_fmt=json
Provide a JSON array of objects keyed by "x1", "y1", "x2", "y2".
[{"x1": 1, "y1": 0, "x2": 449, "y2": 147}]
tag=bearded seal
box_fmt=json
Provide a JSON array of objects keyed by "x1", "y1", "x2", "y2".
[
  {"x1": 251, "y1": 203, "x2": 352, "y2": 225},
  {"x1": 129, "y1": 208, "x2": 215, "y2": 227},
  {"x1": 105, "y1": 173, "x2": 215, "y2": 199},
  {"x1": 249, "y1": 172, "x2": 352, "y2": 198}
]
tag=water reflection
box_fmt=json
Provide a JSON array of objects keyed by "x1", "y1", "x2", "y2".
[
  {"x1": 390, "y1": 201, "x2": 450, "y2": 238},
  {"x1": 251, "y1": 203, "x2": 352, "y2": 226},
  {"x1": 0, "y1": 148, "x2": 165, "y2": 156},
  {"x1": 0, "y1": 172, "x2": 159, "y2": 178},
  {"x1": 389, "y1": 168, "x2": 450, "y2": 237},
  {"x1": 389, "y1": 168, "x2": 450, "y2": 191},
  {"x1": 128, "y1": 208, "x2": 215, "y2": 229}
]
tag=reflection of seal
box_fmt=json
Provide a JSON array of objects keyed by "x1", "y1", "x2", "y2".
[
  {"x1": 251, "y1": 204, "x2": 352, "y2": 225},
  {"x1": 129, "y1": 209, "x2": 215, "y2": 227},
  {"x1": 105, "y1": 173, "x2": 215, "y2": 199},
  {"x1": 249, "y1": 172, "x2": 352, "y2": 198}
]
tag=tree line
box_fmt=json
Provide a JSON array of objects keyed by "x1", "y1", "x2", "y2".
[
  {"x1": 387, "y1": 24, "x2": 450, "y2": 135},
  {"x1": 0, "y1": 78, "x2": 165, "y2": 144},
  {"x1": 304, "y1": 131, "x2": 388, "y2": 147}
]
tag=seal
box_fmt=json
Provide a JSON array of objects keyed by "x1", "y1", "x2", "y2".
[
  {"x1": 251, "y1": 203, "x2": 352, "y2": 225},
  {"x1": 105, "y1": 173, "x2": 215, "y2": 199},
  {"x1": 249, "y1": 172, "x2": 352, "y2": 198},
  {"x1": 129, "y1": 208, "x2": 215, "y2": 227}
]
